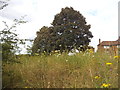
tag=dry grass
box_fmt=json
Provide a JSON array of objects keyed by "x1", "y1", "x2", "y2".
[{"x1": 2, "y1": 51, "x2": 118, "y2": 88}]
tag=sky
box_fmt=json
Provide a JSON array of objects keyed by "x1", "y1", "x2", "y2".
[{"x1": 0, "y1": 0, "x2": 119, "y2": 53}]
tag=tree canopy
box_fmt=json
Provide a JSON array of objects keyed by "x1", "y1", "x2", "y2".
[{"x1": 32, "y1": 7, "x2": 93, "y2": 54}]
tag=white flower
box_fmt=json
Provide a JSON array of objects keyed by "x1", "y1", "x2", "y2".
[
  {"x1": 66, "y1": 59, "x2": 68, "y2": 62},
  {"x1": 56, "y1": 54, "x2": 61, "y2": 57},
  {"x1": 68, "y1": 52, "x2": 76, "y2": 56}
]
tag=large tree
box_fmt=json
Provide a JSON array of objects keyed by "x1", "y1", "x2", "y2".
[{"x1": 32, "y1": 7, "x2": 93, "y2": 54}]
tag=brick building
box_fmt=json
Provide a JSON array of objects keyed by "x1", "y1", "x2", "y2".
[{"x1": 97, "y1": 37, "x2": 120, "y2": 55}]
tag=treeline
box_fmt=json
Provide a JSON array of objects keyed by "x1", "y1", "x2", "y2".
[{"x1": 1, "y1": 6, "x2": 94, "y2": 61}]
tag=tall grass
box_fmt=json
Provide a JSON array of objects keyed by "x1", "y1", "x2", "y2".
[{"x1": 2, "y1": 51, "x2": 118, "y2": 88}]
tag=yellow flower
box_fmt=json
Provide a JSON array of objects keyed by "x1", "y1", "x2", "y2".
[
  {"x1": 88, "y1": 49, "x2": 94, "y2": 54},
  {"x1": 24, "y1": 86, "x2": 32, "y2": 88},
  {"x1": 106, "y1": 63, "x2": 112, "y2": 65},
  {"x1": 114, "y1": 56, "x2": 120, "y2": 59},
  {"x1": 101, "y1": 83, "x2": 111, "y2": 88},
  {"x1": 94, "y1": 76, "x2": 100, "y2": 79}
]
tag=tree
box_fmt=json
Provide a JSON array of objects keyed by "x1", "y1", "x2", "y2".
[
  {"x1": 0, "y1": 16, "x2": 27, "y2": 61},
  {"x1": 32, "y1": 26, "x2": 51, "y2": 54},
  {"x1": 32, "y1": 7, "x2": 93, "y2": 54}
]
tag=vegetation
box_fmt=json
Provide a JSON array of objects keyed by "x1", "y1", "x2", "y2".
[
  {"x1": 32, "y1": 7, "x2": 93, "y2": 54},
  {"x1": 1, "y1": 6, "x2": 118, "y2": 89},
  {"x1": 0, "y1": 17, "x2": 27, "y2": 61},
  {"x1": 2, "y1": 52, "x2": 118, "y2": 88},
  {"x1": 0, "y1": 0, "x2": 9, "y2": 10}
]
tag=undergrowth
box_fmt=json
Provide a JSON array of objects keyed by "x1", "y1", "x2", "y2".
[{"x1": 2, "y1": 52, "x2": 118, "y2": 88}]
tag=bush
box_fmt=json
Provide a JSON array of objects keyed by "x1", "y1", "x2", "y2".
[{"x1": 0, "y1": 16, "x2": 27, "y2": 61}]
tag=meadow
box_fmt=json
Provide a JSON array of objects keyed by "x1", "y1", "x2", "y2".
[{"x1": 2, "y1": 51, "x2": 118, "y2": 88}]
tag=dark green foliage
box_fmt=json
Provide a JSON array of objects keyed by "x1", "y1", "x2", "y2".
[
  {"x1": 1, "y1": 43, "x2": 14, "y2": 61},
  {"x1": 32, "y1": 7, "x2": 93, "y2": 54}
]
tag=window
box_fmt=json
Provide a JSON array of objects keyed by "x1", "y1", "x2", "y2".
[{"x1": 104, "y1": 46, "x2": 110, "y2": 49}]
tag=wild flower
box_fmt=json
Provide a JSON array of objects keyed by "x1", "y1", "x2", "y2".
[
  {"x1": 114, "y1": 56, "x2": 120, "y2": 59},
  {"x1": 89, "y1": 49, "x2": 94, "y2": 54},
  {"x1": 24, "y1": 86, "x2": 32, "y2": 88},
  {"x1": 94, "y1": 76, "x2": 100, "y2": 79},
  {"x1": 55, "y1": 50, "x2": 59, "y2": 53},
  {"x1": 44, "y1": 51, "x2": 46, "y2": 53},
  {"x1": 65, "y1": 59, "x2": 68, "y2": 62},
  {"x1": 86, "y1": 49, "x2": 94, "y2": 54},
  {"x1": 56, "y1": 54, "x2": 61, "y2": 57},
  {"x1": 59, "y1": 44, "x2": 62, "y2": 47},
  {"x1": 68, "y1": 52, "x2": 76, "y2": 56},
  {"x1": 101, "y1": 83, "x2": 111, "y2": 88},
  {"x1": 106, "y1": 63, "x2": 112, "y2": 65}
]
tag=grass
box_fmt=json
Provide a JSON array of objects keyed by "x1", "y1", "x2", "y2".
[{"x1": 2, "y1": 51, "x2": 118, "y2": 88}]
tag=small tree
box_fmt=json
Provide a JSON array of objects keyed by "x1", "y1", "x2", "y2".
[{"x1": 0, "y1": 16, "x2": 27, "y2": 61}]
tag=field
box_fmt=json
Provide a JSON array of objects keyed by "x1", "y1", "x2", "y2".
[{"x1": 2, "y1": 51, "x2": 118, "y2": 88}]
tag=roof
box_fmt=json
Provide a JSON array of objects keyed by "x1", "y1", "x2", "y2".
[
  {"x1": 98, "y1": 41, "x2": 120, "y2": 46},
  {"x1": 98, "y1": 37, "x2": 120, "y2": 46},
  {"x1": 116, "y1": 37, "x2": 120, "y2": 41}
]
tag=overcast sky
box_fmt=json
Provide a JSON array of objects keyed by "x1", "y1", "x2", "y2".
[{"x1": 0, "y1": 0, "x2": 119, "y2": 52}]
